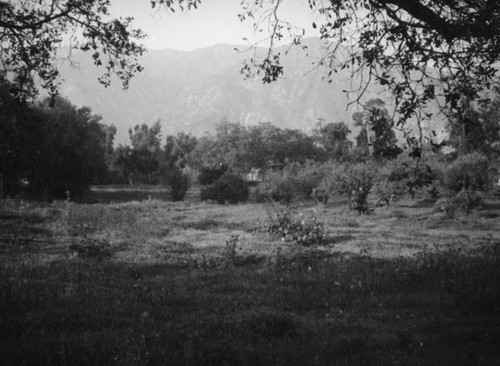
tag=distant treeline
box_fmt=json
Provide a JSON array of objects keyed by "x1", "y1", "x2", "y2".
[{"x1": 1, "y1": 74, "x2": 499, "y2": 202}]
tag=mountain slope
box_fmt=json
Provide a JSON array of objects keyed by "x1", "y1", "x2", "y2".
[{"x1": 57, "y1": 39, "x2": 404, "y2": 145}]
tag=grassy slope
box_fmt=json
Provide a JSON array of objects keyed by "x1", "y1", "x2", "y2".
[{"x1": 0, "y1": 190, "x2": 499, "y2": 365}]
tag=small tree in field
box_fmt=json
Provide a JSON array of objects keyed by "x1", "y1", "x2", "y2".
[
  {"x1": 166, "y1": 166, "x2": 190, "y2": 202},
  {"x1": 323, "y1": 164, "x2": 375, "y2": 214}
]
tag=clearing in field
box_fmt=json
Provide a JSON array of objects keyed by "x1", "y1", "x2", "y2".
[{"x1": 1, "y1": 188, "x2": 499, "y2": 365}]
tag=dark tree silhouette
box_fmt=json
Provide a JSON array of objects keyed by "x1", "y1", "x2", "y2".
[{"x1": 0, "y1": 78, "x2": 111, "y2": 199}]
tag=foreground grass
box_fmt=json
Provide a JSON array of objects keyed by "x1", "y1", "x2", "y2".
[{"x1": 0, "y1": 194, "x2": 499, "y2": 365}]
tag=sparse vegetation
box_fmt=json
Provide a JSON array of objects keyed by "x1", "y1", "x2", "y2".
[
  {"x1": 1, "y1": 190, "x2": 500, "y2": 365},
  {"x1": 322, "y1": 163, "x2": 375, "y2": 214}
]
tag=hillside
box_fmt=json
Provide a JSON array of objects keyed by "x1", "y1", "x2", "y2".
[{"x1": 58, "y1": 38, "x2": 385, "y2": 144}]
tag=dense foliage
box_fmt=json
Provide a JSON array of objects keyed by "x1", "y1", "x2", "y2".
[
  {"x1": 165, "y1": 166, "x2": 190, "y2": 202},
  {"x1": 443, "y1": 153, "x2": 493, "y2": 194},
  {"x1": 200, "y1": 173, "x2": 249, "y2": 204},
  {"x1": 255, "y1": 162, "x2": 326, "y2": 203},
  {"x1": 0, "y1": 77, "x2": 112, "y2": 199},
  {"x1": 189, "y1": 121, "x2": 322, "y2": 172},
  {"x1": 0, "y1": 0, "x2": 145, "y2": 99},
  {"x1": 198, "y1": 165, "x2": 227, "y2": 186}
]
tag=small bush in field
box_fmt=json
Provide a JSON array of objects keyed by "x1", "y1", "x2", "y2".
[
  {"x1": 267, "y1": 205, "x2": 326, "y2": 246},
  {"x1": 373, "y1": 180, "x2": 405, "y2": 206},
  {"x1": 166, "y1": 167, "x2": 190, "y2": 201},
  {"x1": 223, "y1": 234, "x2": 239, "y2": 268},
  {"x1": 376, "y1": 155, "x2": 440, "y2": 201},
  {"x1": 200, "y1": 173, "x2": 249, "y2": 204},
  {"x1": 439, "y1": 153, "x2": 493, "y2": 214},
  {"x1": 255, "y1": 162, "x2": 326, "y2": 203},
  {"x1": 254, "y1": 176, "x2": 294, "y2": 203},
  {"x1": 444, "y1": 189, "x2": 484, "y2": 217},
  {"x1": 323, "y1": 163, "x2": 374, "y2": 214},
  {"x1": 443, "y1": 153, "x2": 492, "y2": 194}
]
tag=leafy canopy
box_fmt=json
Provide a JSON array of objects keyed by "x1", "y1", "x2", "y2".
[
  {"x1": 0, "y1": 0, "x2": 146, "y2": 99},
  {"x1": 236, "y1": 0, "x2": 500, "y2": 126}
]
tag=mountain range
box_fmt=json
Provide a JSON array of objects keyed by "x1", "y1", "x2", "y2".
[{"x1": 57, "y1": 38, "x2": 442, "y2": 145}]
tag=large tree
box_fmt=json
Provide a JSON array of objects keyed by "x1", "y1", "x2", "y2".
[
  {"x1": 164, "y1": 132, "x2": 198, "y2": 169},
  {"x1": 0, "y1": 79, "x2": 111, "y2": 199},
  {"x1": 235, "y1": 1, "x2": 500, "y2": 124},
  {"x1": 125, "y1": 120, "x2": 163, "y2": 184},
  {"x1": 447, "y1": 97, "x2": 500, "y2": 156},
  {"x1": 313, "y1": 120, "x2": 352, "y2": 161},
  {"x1": 0, "y1": 0, "x2": 146, "y2": 99},
  {"x1": 353, "y1": 99, "x2": 401, "y2": 159}
]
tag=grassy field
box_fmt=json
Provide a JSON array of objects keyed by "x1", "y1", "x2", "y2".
[{"x1": 1, "y1": 186, "x2": 499, "y2": 365}]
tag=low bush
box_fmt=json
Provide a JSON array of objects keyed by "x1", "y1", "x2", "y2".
[
  {"x1": 439, "y1": 153, "x2": 493, "y2": 214},
  {"x1": 255, "y1": 162, "x2": 326, "y2": 203},
  {"x1": 321, "y1": 163, "x2": 374, "y2": 214},
  {"x1": 200, "y1": 173, "x2": 249, "y2": 204},
  {"x1": 373, "y1": 180, "x2": 405, "y2": 206},
  {"x1": 443, "y1": 153, "x2": 493, "y2": 194},
  {"x1": 254, "y1": 174, "x2": 294, "y2": 203},
  {"x1": 443, "y1": 189, "x2": 484, "y2": 217},
  {"x1": 267, "y1": 205, "x2": 326, "y2": 246},
  {"x1": 373, "y1": 154, "x2": 442, "y2": 202}
]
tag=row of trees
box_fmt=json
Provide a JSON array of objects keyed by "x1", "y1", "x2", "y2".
[
  {"x1": 110, "y1": 98, "x2": 400, "y2": 185},
  {"x1": 2, "y1": 70, "x2": 499, "y2": 203},
  {"x1": 2, "y1": 1, "x2": 500, "y2": 204},
  {"x1": 0, "y1": 81, "x2": 401, "y2": 201}
]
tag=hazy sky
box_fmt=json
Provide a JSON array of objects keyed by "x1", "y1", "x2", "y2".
[{"x1": 110, "y1": 0, "x2": 318, "y2": 51}]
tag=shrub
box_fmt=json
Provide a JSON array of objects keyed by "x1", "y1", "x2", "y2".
[
  {"x1": 267, "y1": 204, "x2": 326, "y2": 246},
  {"x1": 322, "y1": 163, "x2": 374, "y2": 214},
  {"x1": 200, "y1": 173, "x2": 249, "y2": 204},
  {"x1": 444, "y1": 189, "x2": 484, "y2": 217},
  {"x1": 439, "y1": 153, "x2": 493, "y2": 214},
  {"x1": 254, "y1": 173, "x2": 294, "y2": 203},
  {"x1": 377, "y1": 154, "x2": 442, "y2": 200},
  {"x1": 373, "y1": 180, "x2": 405, "y2": 206},
  {"x1": 166, "y1": 167, "x2": 190, "y2": 202},
  {"x1": 254, "y1": 162, "x2": 326, "y2": 203},
  {"x1": 198, "y1": 165, "x2": 227, "y2": 185},
  {"x1": 406, "y1": 164, "x2": 437, "y2": 198},
  {"x1": 443, "y1": 153, "x2": 493, "y2": 194}
]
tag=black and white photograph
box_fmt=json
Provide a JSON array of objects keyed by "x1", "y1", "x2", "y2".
[{"x1": 1, "y1": 1, "x2": 499, "y2": 365}]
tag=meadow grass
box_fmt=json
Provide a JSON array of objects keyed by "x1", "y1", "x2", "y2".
[{"x1": 0, "y1": 188, "x2": 499, "y2": 365}]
